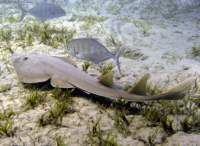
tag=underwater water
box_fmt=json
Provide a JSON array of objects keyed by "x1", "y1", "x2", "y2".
[{"x1": 0, "y1": 0, "x2": 200, "y2": 145}]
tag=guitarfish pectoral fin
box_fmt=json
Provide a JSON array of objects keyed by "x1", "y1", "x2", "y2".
[{"x1": 50, "y1": 75, "x2": 75, "y2": 89}]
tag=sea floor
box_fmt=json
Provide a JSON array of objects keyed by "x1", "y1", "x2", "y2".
[{"x1": 0, "y1": 1, "x2": 200, "y2": 145}]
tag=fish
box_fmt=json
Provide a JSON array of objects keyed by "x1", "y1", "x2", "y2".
[
  {"x1": 66, "y1": 38, "x2": 124, "y2": 74},
  {"x1": 18, "y1": 0, "x2": 66, "y2": 22},
  {"x1": 11, "y1": 53, "x2": 195, "y2": 102}
]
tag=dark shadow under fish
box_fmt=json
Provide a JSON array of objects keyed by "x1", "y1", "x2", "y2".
[
  {"x1": 66, "y1": 38, "x2": 124, "y2": 74},
  {"x1": 11, "y1": 53, "x2": 195, "y2": 102},
  {"x1": 18, "y1": 0, "x2": 66, "y2": 22}
]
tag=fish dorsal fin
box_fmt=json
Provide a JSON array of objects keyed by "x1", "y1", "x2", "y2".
[
  {"x1": 53, "y1": 56, "x2": 77, "y2": 67},
  {"x1": 51, "y1": 75, "x2": 75, "y2": 89},
  {"x1": 128, "y1": 74, "x2": 150, "y2": 95}
]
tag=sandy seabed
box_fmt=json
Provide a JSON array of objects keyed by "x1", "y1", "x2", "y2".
[{"x1": 0, "y1": 0, "x2": 200, "y2": 145}]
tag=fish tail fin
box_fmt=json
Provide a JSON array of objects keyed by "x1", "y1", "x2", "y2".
[
  {"x1": 150, "y1": 77, "x2": 196, "y2": 100},
  {"x1": 114, "y1": 47, "x2": 125, "y2": 74},
  {"x1": 17, "y1": 0, "x2": 27, "y2": 21},
  {"x1": 123, "y1": 77, "x2": 196, "y2": 102}
]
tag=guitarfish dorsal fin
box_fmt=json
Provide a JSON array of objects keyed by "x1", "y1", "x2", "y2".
[{"x1": 128, "y1": 74, "x2": 150, "y2": 95}]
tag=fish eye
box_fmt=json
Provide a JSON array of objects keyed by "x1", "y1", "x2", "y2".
[{"x1": 23, "y1": 57, "x2": 28, "y2": 61}]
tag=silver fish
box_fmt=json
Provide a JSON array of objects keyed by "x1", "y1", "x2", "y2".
[
  {"x1": 18, "y1": 1, "x2": 66, "y2": 22},
  {"x1": 66, "y1": 38, "x2": 124, "y2": 74},
  {"x1": 11, "y1": 53, "x2": 194, "y2": 102}
]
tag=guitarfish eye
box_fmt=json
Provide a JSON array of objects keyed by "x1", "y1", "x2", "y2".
[{"x1": 23, "y1": 57, "x2": 28, "y2": 61}]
